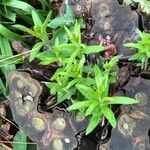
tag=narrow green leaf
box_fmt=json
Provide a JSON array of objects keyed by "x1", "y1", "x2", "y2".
[
  {"x1": 38, "y1": 0, "x2": 49, "y2": 5},
  {"x1": 67, "y1": 100, "x2": 92, "y2": 111},
  {"x1": 42, "y1": 11, "x2": 52, "y2": 31},
  {"x1": 78, "y1": 55, "x2": 85, "y2": 72},
  {"x1": 123, "y1": 42, "x2": 139, "y2": 49},
  {"x1": 38, "y1": 52, "x2": 54, "y2": 64},
  {"x1": 66, "y1": 79, "x2": 80, "y2": 89},
  {"x1": 65, "y1": 48, "x2": 79, "y2": 71},
  {"x1": 86, "y1": 109, "x2": 102, "y2": 135},
  {"x1": 0, "y1": 24, "x2": 25, "y2": 41},
  {"x1": 32, "y1": 10, "x2": 43, "y2": 27},
  {"x1": 129, "y1": 53, "x2": 145, "y2": 61},
  {"x1": 103, "y1": 96, "x2": 139, "y2": 105},
  {"x1": 57, "y1": 90, "x2": 72, "y2": 103},
  {"x1": 0, "y1": 54, "x2": 23, "y2": 68},
  {"x1": 29, "y1": 42, "x2": 45, "y2": 62},
  {"x1": 76, "y1": 84, "x2": 99, "y2": 100},
  {"x1": 13, "y1": 130, "x2": 27, "y2": 150},
  {"x1": 101, "y1": 106, "x2": 116, "y2": 128},
  {"x1": 103, "y1": 55, "x2": 121, "y2": 73},
  {"x1": 4, "y1": 0, "x2": 34, "y2": 14},
  {"x1": 74, "y1": 20, "x2": 81, "y2": 43},
  {"x1": 94, "y1": 65, "x2": 103, "y2": 90},
  {"x1": 59, "y1": 44, "x2": 76, "y2": 57},
  {"x1": 83, "y1": 45, "x2": 104, "y2": 54},
  {"x1": 64, "y1": 26, "x2": 73, "y2": 40},
  {"x1": 85, "y1": 102, "x2": 98, "y2": 116},
  {"x1": 39, "y1": 57, "x2": 58, "y2": 65},
  {"x1": 13, "y1": 24, "x2": 37, "y2": 37},
  {"x1": 55, "y1": 71, "x2": 71, "y2": 77},
  {"x1": 54, "y1": 37, "x2": 59, "y2": 46}
]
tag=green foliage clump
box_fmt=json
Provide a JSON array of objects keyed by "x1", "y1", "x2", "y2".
[
  {"x1": 40, "y1": 21, "x2": 104, "y2": 105},
  {"x1": 13, "y1": 4, "x2": 76, "y2": 62},
  {"x1": 124, "y1": 29, "x2": 150, "y2": 70},
  {"x1": 67, "y1": 56, "x2": 138, "y2": 135},
  {"x1": 13, "y1": 9, "x2": 52, "y2": 62},
  {"x1": 38, "y1": 21, "x2": 138, "y2": 134}
]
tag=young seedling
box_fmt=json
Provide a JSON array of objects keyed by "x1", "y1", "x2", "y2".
[
  {"x1": 67, "y1": 57, "x2": 138, "y2": 135},
  {"x1": 124, "y1": 29, "x2": 150, "y2": 70}
]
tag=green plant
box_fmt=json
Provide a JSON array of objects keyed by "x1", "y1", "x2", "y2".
[
  {"x1": 123, "y1": 0, "x2": 150, "y2": 14},
  {"x1": 124, "y1": 29, "x2": 150, "y2": 70},
  {"x1": 67, "y1": 56, "x2": 138, "y2": 135},
  {"x1": 13, "y1": 10, "x2": 52, "y2": 62},
  {"x1": 13, "y1": 4, "x2": 76, "y2": 62},
  {"x1": 38, "y1": 21, "x2": 104, "y2": 105}
]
